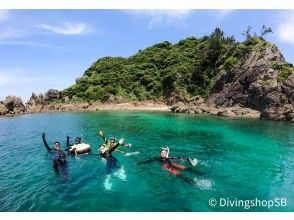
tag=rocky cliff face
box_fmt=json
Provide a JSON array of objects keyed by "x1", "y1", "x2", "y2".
[
  {"x1": 170, "y1": 95, "x2": 261, "y2": 118},
  {"x1": 25, "y1": 93, "x2": 45, "y2": 112},
  {"x1": 25, "y1": 90, "x2": 64, "y2": 113},
  {"x1": 206, "y1": 43, "x2": 294, "y2": 122},
  {"x1": 171, "y1": 41, "x2": 293, "y2": 122}
]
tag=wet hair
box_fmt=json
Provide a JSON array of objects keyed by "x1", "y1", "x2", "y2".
[
  {"x1": 54, "y1": 141, "x2": 61, "y2": 148},
  {"x1": 110, "y1": 139, "x2": 116, "y2": 144}
]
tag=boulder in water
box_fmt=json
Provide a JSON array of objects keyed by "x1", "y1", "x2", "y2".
[{"x1": 2, "y1": 96, "x2": 26, "y2": 115}]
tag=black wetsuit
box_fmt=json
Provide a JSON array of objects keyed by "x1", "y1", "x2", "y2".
[
  {"x1": 99, "y1": 134, "x2": 130, "y2": 174},
  {"x1": 105, "y1": 155, "x2": 120, "y2": 174},
  {"x1": 160, "y1": 157, "x2": 188, "y2": 166},
  {"x1": 65, "y1": 136, "x2": 76, "y2": 155},
  {"x1": 42, "y1": 136, "x2": 67, "y2": 168},
  {"x1": 100, "y1": 147, "x2": 120, "y2": 174},
  {"x1": 137, "y1": 156, "x2": 200, "y2": 185},
  {"x1": 99, "y1": 139, "x2": 121, "y2": 173}
]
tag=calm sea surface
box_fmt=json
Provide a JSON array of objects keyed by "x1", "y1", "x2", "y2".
[{"x1": 0, "y1": 111, "x2": 293, "y2": 211}]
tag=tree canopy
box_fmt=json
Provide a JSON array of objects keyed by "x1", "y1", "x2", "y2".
[{"x1": 63, "y1": 28, "x2": 281, "y2": 102}]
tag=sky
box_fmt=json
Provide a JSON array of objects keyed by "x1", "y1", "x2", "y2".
[{"x1": 0, "y1": 10, "x2": 294, "y2": 102}]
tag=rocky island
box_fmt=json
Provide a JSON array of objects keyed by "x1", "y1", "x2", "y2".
[{"x1": 1, "y1": 28, "x2": 293, "y2": 122}]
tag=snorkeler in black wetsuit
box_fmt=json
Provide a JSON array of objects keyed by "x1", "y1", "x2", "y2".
[
  {"x1": 66, "y1": 136, "x2": 81, "y2": 155},
  {"x1": 97, "y1": 131, "x2": 132, "y2": 174},
  {"x1": 138, "y1": 147, "x2": 189, "y2": 172},
  {"x1": 98, "y1": 131, "x2": 131, "y2": 158},
  {"x1": 41, "y1": 133, "x2": 67, "y2": 169},
  {"x1": 99, "y1": 142, "x2": 120, "y2": 158},
  {"x1": 98, "y1": 140, "x2": 121, "y2": 174},
  {"x1": 137, "y1": 147, "x2": 200, "y2": 185}
]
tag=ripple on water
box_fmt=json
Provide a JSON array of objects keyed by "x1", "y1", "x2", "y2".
[{"x1": 193, "y1": 178, "x2": 214, "y2": 190}]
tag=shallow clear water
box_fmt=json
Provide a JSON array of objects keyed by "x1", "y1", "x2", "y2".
[{"x1": 0, "y1": 111, "x2": 293, "y2": 211}]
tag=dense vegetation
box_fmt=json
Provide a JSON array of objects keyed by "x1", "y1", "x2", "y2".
[{"x1": 63, "y1": 28, "x2": 292, "y2": 102}]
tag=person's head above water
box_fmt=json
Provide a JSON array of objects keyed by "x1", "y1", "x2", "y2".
[
  {"x1": 75, "y1": 137, "x2": 81, "y2": 144},
  {"x1": 160, "y1": 147, "x2": 170, "y2": 158},
  {"x1": 53, "y1": 141, "x2": 61, "y2": 150},
  {"x1": 110, "y1": 137, "x2": 116, "y2": 145}
]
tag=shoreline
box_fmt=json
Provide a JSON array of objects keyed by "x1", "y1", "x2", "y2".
[
  {"x1": 0, "y1": 101, "x2": 265, "y2": 121},
  {"x1": 24, "y1": 101, "x2": 171, "y2": 114},
  {"x1": 3, "y1": 98, "x2": 289, "y2": 122},
  {"x1": 2, "y1": 102, "x2": 292, "y2": 123}
]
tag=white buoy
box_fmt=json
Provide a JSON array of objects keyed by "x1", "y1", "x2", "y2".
[{"x1": 71, "y1": 143, "x2": 91, "y2": 154}]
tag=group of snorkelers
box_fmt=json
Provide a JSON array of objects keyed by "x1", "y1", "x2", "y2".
[
  {"x1": 42, "y1": 131, "x2": 130, "y2": 172},
  {"x1": 42, "y1": 131, "x2": 198, "y2": 184}
]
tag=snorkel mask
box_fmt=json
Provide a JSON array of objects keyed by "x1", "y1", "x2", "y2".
[{"x1": 75, "y1": 137, "x2": 81, "y2": 144}]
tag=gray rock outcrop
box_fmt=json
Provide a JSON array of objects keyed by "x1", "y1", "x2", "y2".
[
  {"x1": 0, "y1": 96, "x2": 26, "y2": 115},
  {"x1": 206, "y1": 43, "x2": 294, "y2": 122}
]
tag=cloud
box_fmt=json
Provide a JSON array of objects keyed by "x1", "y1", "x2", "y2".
[
  {"x1": 36, "y1": 22, "x2": 92, "y2": 35},
  {"x1": 277, "y1": 12, "x2": 294, "y2": 44},
  {"x1": 0, "y1": 69, "x2": 53, "y2": 86},
  {"x1": 0, "y1": 10, "x2": 10, "y2": 22},
  {"x1": 0, "y1": 26, "x2": 26, "y2": 40},
  {"x1": 0, "y1": 21, "x2": 93, "y2": 41},
  {"x1": 0, "y1": 41, "x2": 59, "y2": 49},
  {"x1": 0, "y1": 69, "x2": 29, "y2": 86},
  {"x1": 0, "y1": 69, "x2": 70, "y2": 101},
  {"x1": 129, "y1": 10, "x2": 234, "y2": 29},
  {"x1": 0, "y1": 74, "x2": 14, "y2": 86},
  {"x1": 217, "y1": 9, "x2": 235, "y2": 19},
  {"x1": 130, "y1": 10, "x2": 191, "y2": 29},
  {"x1": 0, "y1": 11, "x2": 93, "y2": 39},
  {"x1": 0, "y1": 11, "x2": 22, "y2": 40}
]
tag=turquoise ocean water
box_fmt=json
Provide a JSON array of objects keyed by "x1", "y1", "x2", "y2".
[{"x1": 0, "y1": 111, "x2": 293, "y2": 211}]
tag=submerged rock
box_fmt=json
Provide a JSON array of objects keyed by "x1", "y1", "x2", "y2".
[{"x1": 170, "y1": 102, "x2": 187, "y2": 113}]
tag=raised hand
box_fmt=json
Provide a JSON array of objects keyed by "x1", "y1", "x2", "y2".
[{"x1": 118, "y1": 138, "x2": 125, "y2": 145}]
